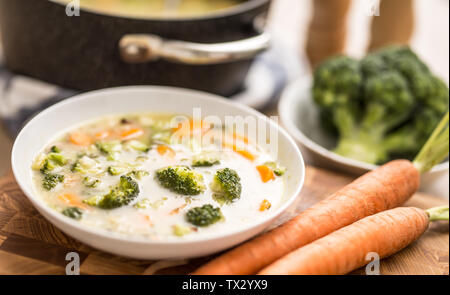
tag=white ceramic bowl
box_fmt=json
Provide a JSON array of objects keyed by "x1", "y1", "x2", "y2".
[
  {"x1": 12, "y1": 86, "x2": 305, "y2": 259},
  {"x1": 279, "y1": 76, "x2": 449, "y2": 197}
]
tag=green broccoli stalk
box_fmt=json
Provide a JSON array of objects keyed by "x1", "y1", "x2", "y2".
[
  {"x1": 210, "y1": 168, "x2": 242, "y2": 204},
  {"x1": 84, "y1": 176, "x2": 140, "y2": 209},
  {"x1": 156, "y1": 166, "x2": 206, "y2": 195},
  {"x1": 413, "y1": 111, "x2": 449, "y2": 174},
  {"x1": 95, "y1": 141, "x2": 121, "y2": 160},
  {"x1": 186, "y1": 204, "x2": 223, "y2": 227}
]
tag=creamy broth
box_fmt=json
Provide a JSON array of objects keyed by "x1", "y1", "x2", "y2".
[
  {"x1": 56, "y1": 0, "x2": 244, "y2": 18},
  {"x1": 31, "y1": 114, "x2": 285, "y2": 240}
]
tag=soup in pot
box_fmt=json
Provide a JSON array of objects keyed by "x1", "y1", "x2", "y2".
[{"x1": 56, "y1": 0, "x2": 245, "y2": 18}]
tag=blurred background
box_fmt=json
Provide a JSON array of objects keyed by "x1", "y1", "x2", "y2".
[{"x1": 0, "y1": 0, "x2": 449, "y2": 190}]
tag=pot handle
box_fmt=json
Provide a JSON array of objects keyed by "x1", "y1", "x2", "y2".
[{"x1": 118, "y1": 32, "x2": 270, "y2": 65}]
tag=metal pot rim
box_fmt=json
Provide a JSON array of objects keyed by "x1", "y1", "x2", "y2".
[{"x1": 49, "y1": 0, "x2": 270, "y2": 22}]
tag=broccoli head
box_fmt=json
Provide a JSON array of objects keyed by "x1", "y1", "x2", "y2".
[
  {"x1": 95, "y1": 140, "x2": 121, "y2": 160},
  {"x1": 62, "y1": 207, "x2": 83, "y2": 220},
  {"x1": 383, "y1": 75, "x2": 449, "y2": 157},
  {"x1": 360, "y1": 53, "x2": 389, "y2": 78},
  {"x1": 210, "y1": 168, "x2": 242, "y2": 204},
  {"x1": 186, "y1": 204, "x2": 223, "y2": 227},
  {"x1": 156, "y1": 166, "x2": 206, "y2": 195},
  {"x1": 313, "y1": 56, "x2": 362, "y2": 109},
  {"x1": 313, "y1": 56, "x2": 363, "y2": 139},
  {"x1": 42, "y1": 173, "x2": 64, "y2": 190},
  {"x1": 191, "y1": 153, "x2": 220, "y2": 167},
  {"x1": 362, "y1": 71, "x2": 414, "y2": 130},
  {"x1": 86, "y1": 176, "x2": 140, "y2": 209}
]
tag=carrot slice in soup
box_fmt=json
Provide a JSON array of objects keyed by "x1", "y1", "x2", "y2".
[
  {"x1": 232, "y1": 132, "x2": 250, "y2": 144},
  {"x1": 58, "y1": 193, "x2": 88, "y2": 209},
  {"x1": 94, "y1": 130, "x2": 111, "y2": 140},
  {"x1": 222, "y1": 142, "x2": 256, "y2": 161},
  {"x1": 120, "y1": 128, "x2": 144, "y2": 140},
  {"x1": 256, "y1": 165, "x2": 275, "y2": 183},
  {"x1": 69, "y1": 132, "x2": 92, "y2": 146},
  {"x1": 259, "y1": 199, "x2": 272, "y2": 211},
  {"x1": 143, "y1": 215, "x2": 154, "y2": 226},
  {"x1": 236, "y1": 150, "x2": 256, "y2": 161},
  {"x1": 157, "y1": 145, "x2": 176, "y2": 158}
]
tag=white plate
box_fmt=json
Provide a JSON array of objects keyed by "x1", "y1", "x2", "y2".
[
  {"x1": 279, "y1": 76, "x2": 449, "y2": 197},
  {"x1": 12, "y1": 86, "x2": 305, "y2": 259}
]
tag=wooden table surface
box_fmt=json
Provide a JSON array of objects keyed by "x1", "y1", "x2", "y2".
[{"x1": 0, "y1": 166, "x2": 448, "y2": 275}]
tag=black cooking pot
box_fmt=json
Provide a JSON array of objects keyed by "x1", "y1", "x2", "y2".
[{"x1": 0, "y1": 0, "x2": 271, "y2": 96}]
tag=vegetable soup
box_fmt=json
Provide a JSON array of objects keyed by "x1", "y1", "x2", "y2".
[{"x1": 31, "y1": 114, "x2": 286, "y2": 240}]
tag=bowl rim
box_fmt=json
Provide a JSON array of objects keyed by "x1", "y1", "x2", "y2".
[
  {"x1": 12, "y1": 85, "x2": 305, "y2": 246},
  {"x1": 48, "y1": 0, "x2": 270, "y2": 22},
  {"x1": 278, "y1": 75, "x2": 449, "y2": 174}
]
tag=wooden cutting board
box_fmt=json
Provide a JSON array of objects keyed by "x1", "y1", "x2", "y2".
[{"x1": 0, "y1": 166, "x2": 448, "y2": 275}]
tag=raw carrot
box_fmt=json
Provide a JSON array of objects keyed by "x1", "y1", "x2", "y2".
[
  {"x1": 256, "y1": 165, "x2": 275, "y2": 183},
  {"x1": 120, "y1": 127, "x2": 144, "y2": 140},
  {"x1": 193, "y1": 112, "x2": 448, "y2": 275},
  {"x1": 157, "y1": 145, "x2": 176, "y2": 158},
  {"x1": 69, "y1": 132, "x2": 92, "y2": 146},
  {"x1": 192, "y1": 160, "x2": 420, "y2": 275},
  {"x1": 258, "y1": 207, "x2": 439, "y2": 275}
]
